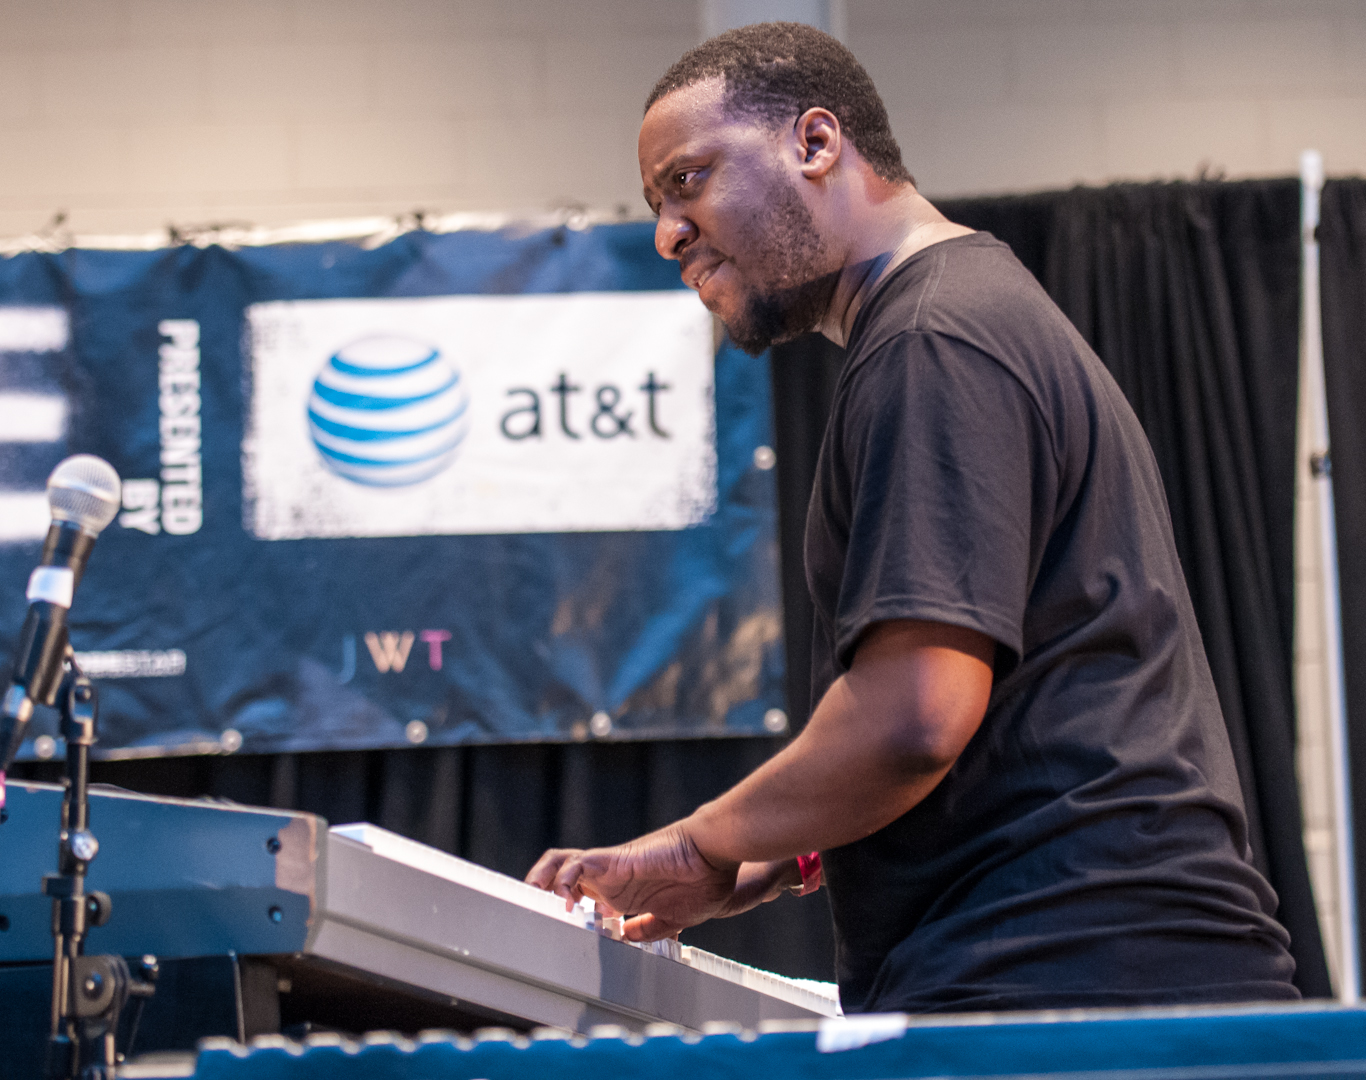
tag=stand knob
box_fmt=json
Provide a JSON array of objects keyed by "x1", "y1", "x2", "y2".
[
  {"x1": 132, "y1": 955, "x2": 159, "y2": 994},
  {"x1": 81, "y1": 972, "x2": 105, "y2": 1001},
  {"x1": 69, "y1": 829, "x2": 98, "y2": 863},
  {"x1": 70, "y1": 956, "x2": 121, "y2": 1017},
  {"x1": 85, "y1": 892, "x2": 112, "y2": 928}
]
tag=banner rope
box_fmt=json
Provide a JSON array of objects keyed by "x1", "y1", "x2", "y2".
[{"x1": 0, "y1": 205, "x2": 649, "y2": 256}]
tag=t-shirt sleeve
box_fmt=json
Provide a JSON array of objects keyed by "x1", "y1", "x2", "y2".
[{"x1": 830, "y1": 330, "x2": 1055, "y2": 670}]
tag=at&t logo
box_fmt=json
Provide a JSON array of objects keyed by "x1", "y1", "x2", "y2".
[{"x1": 308, "y1": 335, "x2": 470, "y2": 487}]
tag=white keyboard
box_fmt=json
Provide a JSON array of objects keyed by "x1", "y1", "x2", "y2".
[
  {"x1": 0, "y1": 783, "x2": 839, "y2": 1035},
  {"x1": 331, "y1": 823, "x2": 841, "y2": 1019}
]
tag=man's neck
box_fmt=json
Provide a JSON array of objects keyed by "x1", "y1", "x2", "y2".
[{"x1": 816, "y1": 189, "x2": 974, "y2": 348}]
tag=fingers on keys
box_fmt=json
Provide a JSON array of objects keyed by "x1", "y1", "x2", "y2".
[
  {"x1": 623, "y1": 912, "x2": 680, "y2": 943},
  {"x1": 525, "y1": 847, "x2": 578, "y2": 892},
  {"x1": 552, "y1": 854, "x2": 587, "y2": 904}
]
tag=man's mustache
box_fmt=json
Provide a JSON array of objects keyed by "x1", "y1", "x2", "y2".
[{"x1": 678, "y1": 245, "x2": 730, "y2": 281}]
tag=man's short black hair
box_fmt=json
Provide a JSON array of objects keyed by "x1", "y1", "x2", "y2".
[{"x1": 646, "y1": 21, "x2": 914, "y2": 186}]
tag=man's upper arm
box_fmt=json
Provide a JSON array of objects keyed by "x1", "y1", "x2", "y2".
[
  {"x1": 832, "y1": 332, "x2": 1054, "y2": 675},
  {"x1": 846, "y1": 618, "x2": 996, "y2": 772}
]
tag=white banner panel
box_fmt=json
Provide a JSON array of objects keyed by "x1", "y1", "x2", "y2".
[
  {"x1": 0, "y1": 306, "x2": 69, "y2": 353},
  {"x1": 243, "y1": 291, "x2": 716, "y2": 538}
]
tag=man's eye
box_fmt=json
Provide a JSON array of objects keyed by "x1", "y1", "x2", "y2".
[{"x1": 676, "y1": 170, "x2": 698, "y2": 187}]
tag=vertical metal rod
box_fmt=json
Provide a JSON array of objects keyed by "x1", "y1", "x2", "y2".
[{"x1": 1301, "y1": 147, "x2": 1360, "y2": 1003}]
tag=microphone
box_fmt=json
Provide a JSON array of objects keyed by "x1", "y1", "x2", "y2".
[{"x1": 0, "y1": 456, "x2": 121, "y2": 788}]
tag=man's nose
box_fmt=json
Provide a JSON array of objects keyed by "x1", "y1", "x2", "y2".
[{"x1": 655, "y1": 211, "x2": 696, "y2": 260}]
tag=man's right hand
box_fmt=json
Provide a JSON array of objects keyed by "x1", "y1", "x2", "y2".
[{"x1": 525, "y1": 821, "x2": 746, "y2": 941}]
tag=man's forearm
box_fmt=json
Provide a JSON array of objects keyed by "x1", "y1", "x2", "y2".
[
  {"x1": 681, "y1": 679, "x2": 958, "y2": 865},
  {"x1": 683, "y1": 620, "x2": 994, "y2": 866},
  {"x1": 523, "y1": 620, "x2": 993, "y2": 940}
]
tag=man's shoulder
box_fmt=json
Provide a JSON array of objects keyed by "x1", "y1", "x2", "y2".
[
  {"x1": 845, "y1": 232, "x2": 1105, "y2": 428},
  {"x1": 850, "y1": 233, "x2": 1075, "y2": 363}
]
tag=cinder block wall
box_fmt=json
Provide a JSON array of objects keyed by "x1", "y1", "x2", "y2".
[
  {"x1": 1, "y1": 0, "x2": 1363, "y2": 237},
  {"x1": 856, "y1": 0, "x2": 1366, "y2": 197}
]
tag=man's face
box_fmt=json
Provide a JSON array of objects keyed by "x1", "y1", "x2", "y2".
[{"x1": 639, "y1": 79, "x2": 839, "y2": 355}]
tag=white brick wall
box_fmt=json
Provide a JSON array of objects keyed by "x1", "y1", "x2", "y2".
[
  {"x1": 0, "y1": 0, "x2": 698, "y2": 235},
  {"x1": 852, "y1": 0, "x2": 1366, "y2": 197},
  {"x1": 0, "y1": 0, "x2": 1362, "y2": 236}
]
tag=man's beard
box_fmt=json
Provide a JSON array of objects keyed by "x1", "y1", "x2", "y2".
[{"x1": 722, "y1": 180, "x2": 839, "y2": 357}]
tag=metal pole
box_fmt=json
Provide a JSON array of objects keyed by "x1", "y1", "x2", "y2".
[{"x1": 1301, "y1": 147, "x2": 1359, "y2": 1003}]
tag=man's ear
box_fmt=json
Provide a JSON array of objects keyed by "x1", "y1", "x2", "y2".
[{"x1": 793, "y1": 108, "x2": 842, "y2": 179}]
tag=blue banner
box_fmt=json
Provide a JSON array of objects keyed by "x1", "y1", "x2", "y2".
[{"x1": 0, "y1": 224, "x2": 784, "y2": 757}]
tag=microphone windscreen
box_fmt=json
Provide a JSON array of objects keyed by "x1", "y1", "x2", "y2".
[{"x1": 47, "y1": 455, "x2": 121, "y2": 536}]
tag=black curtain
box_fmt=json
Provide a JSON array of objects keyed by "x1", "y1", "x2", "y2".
[
  {"x1": 1320, "y1": 178, "x2": 1366, "y2": 983},
  {"x1": 12, "y1": 178, "x2": 1331, "y2": 996}
]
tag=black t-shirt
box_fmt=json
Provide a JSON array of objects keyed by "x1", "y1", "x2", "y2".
[{"x1": 806, "y1": 233, "x2": 1298, "y2": 1014}]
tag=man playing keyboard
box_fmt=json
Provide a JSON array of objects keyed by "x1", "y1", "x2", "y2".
[{"x1": 529, "y1": 23, "x2": 1299, "y2": 1014}]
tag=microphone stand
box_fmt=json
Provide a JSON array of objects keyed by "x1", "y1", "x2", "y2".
[{"x1": 42, "y1": 644, "x2": 155, "y2": 1080}]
